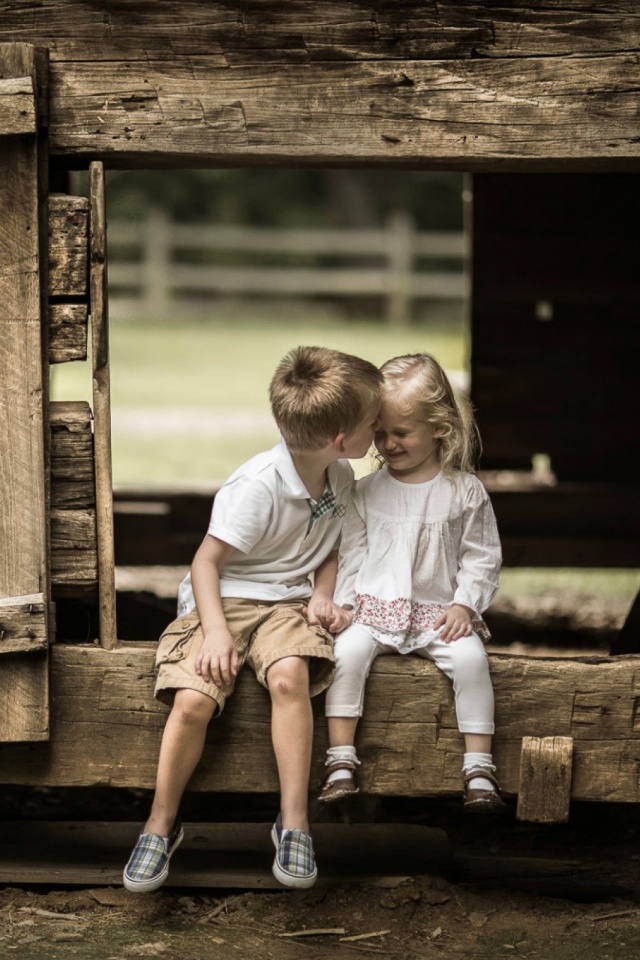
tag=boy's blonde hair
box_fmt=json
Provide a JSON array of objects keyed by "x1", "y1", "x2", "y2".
[
  {"x1": 380, "y1": 353, "x2": 480, "y2": 474},
  {"x1": 270, "y1": 346, "x2": 382, "y2": 452}
]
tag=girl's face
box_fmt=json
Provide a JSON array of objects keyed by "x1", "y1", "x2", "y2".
[{"x1": 374, "y1": 396, "x2": 444, "y2": 482}]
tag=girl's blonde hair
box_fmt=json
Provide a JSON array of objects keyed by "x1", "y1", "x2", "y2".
[{"x1": 380, "y1": 353, "x2": 480, "y2": 474}]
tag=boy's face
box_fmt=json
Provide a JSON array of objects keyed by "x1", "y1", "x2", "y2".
[{"x1": 341, "y1": 401, "x2": 381, "y2": 459}]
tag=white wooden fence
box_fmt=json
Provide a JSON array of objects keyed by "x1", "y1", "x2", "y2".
[{"x1": 108, "y1": 209, "x2": 466, "y2": 325}]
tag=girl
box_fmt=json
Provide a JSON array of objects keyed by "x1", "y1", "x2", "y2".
[{"x1": 320, "y1": 353, "x2": 504, "y2": 812}]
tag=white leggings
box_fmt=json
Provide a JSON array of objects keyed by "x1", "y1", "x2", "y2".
[{"x1": 325, "y1": 623, "x2": 495, "y2": 735}]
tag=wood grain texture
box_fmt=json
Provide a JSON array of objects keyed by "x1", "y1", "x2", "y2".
[
  {"x1": 49, "y1": 303, "x2": 88, "y2": 363},
  {"x1": 517, "y1": 736, "x2": 574, "y2": 823},
  {"x1": 0, "y1": 3, "x2": 638, "y2": 167},
  {"x1": 48, "y1": 194, "x2": 88, "y2": 298},
  {"x1": 89, "y1": 163, "x2": 117, "y2": 648},
  {"x1": 0, "y1": 75, "x2": 36, "y2": 134},
  {"x1": 0, "y1": 594, "x2": 47, "y2": 654},
  {"x1": 0, "y1": 646, "x2": 639, "y2": 802},
  {"x1": 0, "y1": 43, "x2": 50, "y2": 744}
]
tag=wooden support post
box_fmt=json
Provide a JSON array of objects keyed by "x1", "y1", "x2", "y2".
[
  {"x1": 0, "y1": 42, "x2": 49, "y2": 742},
  {"x1": 0, "y1": 595, "x2": 48, "y2": 654},
  {"x1": 517, "y1": 736, "x2": 574, "y2": 824},
  {"x1": 89, "y1": 162, "x2": 117, "y2": 648}
]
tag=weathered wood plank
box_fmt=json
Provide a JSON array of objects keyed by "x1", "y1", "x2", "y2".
[
  {"x1": 517, "y1": 736, "x2": 574, "y2": 824},
  {"x1": 48, "y1": 194, "x2": 88, "y2": 297},
  {"x1": 50, "y1": 508, "x2": 98, "y2": 592},
  {"x1": 0, "y1": 75, "x2": 36, "y2": 134},
  {"x1": 1, "y1": 646, "x2": 639, "y2": 803},
  {"x1": 2, "y1": 2, "x2": 638, "y2": 62},
  {"x1": 0, "y1": 42, "x2": 49, "y2": 744},
  {"x1": 0, "y1": 3, "x2": 638, "y2": 166},
  {"x1": 90, "y1": 162, "x2": 117, "y2": 649},
  {"x1": 0, "y1": 821, "x2": 451, "y2": 888},
  {"x1": 49, "y1": 303, "x2": 88, "y2": 363},
  {"x1": 0, "y1": 594, "x2": 47, "y2": 654}
]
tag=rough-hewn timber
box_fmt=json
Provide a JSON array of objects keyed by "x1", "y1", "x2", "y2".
[
  {"x1": 0, "y1": 75, "x2": 36, "y2": 134},
  {"x1": 0, "y1": 594, "x2": 47, "y2": 655},
  {"x1": 0, "y1": 646, "x2": 639, "y2": 805},
  {"x1": 0, "y1": 2, "x2": 638, "y2": 168},
  {"x1": 0, "y1": 43, "x2": 49, "y2": 743},
  {"x1": 49, "y1": 303, "x2": 88, "y2": 364},
  {"x1": 48, "y1": 194, "x2": 88, "y2": 298}
]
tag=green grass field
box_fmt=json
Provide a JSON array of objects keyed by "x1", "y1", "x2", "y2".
[{"x1": 51, "y1": 314, "x2": 467, "y2": 486}]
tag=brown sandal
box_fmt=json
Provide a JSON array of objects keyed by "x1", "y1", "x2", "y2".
[
  {"x1": 463, "y1": 768, "x2": 506, "y2": 814},
  {"x1": 318, "y1": 760, "x2": 359, "y2": 804}
]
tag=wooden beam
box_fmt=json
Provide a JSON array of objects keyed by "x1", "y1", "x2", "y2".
[
  {"x1": 0, "y1": 3, "x2": 638, "y2": 168},
  {"x1": 0, "y1": 594, "x2": 47, "y2": 654},
  {"x1": 48, "y1": 194, "x2": 88, "y2": 298},
  {"x1": 0, "y1": 821, "x2": 452, "y2": 888},
  {"x1": 49, "y1": 303, "x2": 88, "y2": 364},
  {"x1": 0, "y1": 75, "x2": 36, "y2": 134},
  {"x1": 89, "y1": 162, "x2": 117, "y2": 648},
  {"x1": 0, "y1": 646, "x2": 639, "y2": 804},
  {"x1": 517, "y1": 736, "x2": 574, "y2": 824},
  {"x1": 0, "y1": 42, "x2": 49, "y2": 743}
]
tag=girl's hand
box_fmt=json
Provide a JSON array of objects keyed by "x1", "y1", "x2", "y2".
[
  {"x1": 196, "y1": 630, "x2": 238, "y2": 687},
  {"x1": 434, "y1": 604, "x2": 473, "y2": 643}
]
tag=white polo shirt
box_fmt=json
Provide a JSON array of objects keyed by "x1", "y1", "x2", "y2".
[{"x1": 177, "y1": 440, "x2": 354, "y2": 614}]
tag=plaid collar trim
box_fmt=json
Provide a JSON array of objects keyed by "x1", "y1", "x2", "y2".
[{"x1": 307, "y1": 485, "x2": 337, "y2": 533}]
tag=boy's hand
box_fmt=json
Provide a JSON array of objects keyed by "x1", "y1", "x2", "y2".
[
  {"x1": 196, "y1": 630, "x2": 238, "y2": 687},
  {"x1": 434, "y1": 604, "x2": 474, "y2": 643},
  {"x1": 306, "y1": 595, "x2": 354, "y2": 634}
]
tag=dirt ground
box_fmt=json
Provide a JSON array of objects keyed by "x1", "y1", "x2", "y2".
[{"x1": 1, "y1": 864, "x2": 640, "y2": 960}]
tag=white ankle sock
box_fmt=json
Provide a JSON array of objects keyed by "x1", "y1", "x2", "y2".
[
  {"x1": 463, "y1": 751, "x2": 495, "y2": 791},
  {"x1": 325, "y1": 746, "x2": 359, "y2": 785}
]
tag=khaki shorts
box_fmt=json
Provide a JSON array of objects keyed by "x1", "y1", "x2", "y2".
[{"x1": 154, "y1": 598, "x2": 335, "y2": 713}]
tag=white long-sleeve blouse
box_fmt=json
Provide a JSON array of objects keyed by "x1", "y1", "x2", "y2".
[{"x1": 335, "y1": 467, "x2": 502, "y2": 652}]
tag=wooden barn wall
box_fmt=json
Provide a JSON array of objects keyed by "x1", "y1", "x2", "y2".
[
  {"x1": 470, "y1": 173, "x2": 640, "y2": 481},
  {"x1": 0, "y1": 2, "x2": 638, "y2": 168}
]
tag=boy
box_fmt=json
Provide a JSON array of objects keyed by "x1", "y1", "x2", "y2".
[{"x1": 123, "y1": 345, "x2": 382, "y2": 892}]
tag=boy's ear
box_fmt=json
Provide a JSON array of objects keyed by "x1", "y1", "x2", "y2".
[{"x1": 334, "y1": 432, "x2": 348, "y2": 453}]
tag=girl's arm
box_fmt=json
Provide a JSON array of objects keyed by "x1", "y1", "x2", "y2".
[
  {"x1": 452, "y1": 480, "x2": 502, "y2": 617},
  {"x1": 191, "y1": 534, "x2": 237, "y2": 686},
  {"x1": 333, "y1": 497, "x2": 368, "y2": 611}
]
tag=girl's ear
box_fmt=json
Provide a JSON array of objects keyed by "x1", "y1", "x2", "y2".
[{"x1": 432, "y1": 423, "x2": 448, "y2": 440}]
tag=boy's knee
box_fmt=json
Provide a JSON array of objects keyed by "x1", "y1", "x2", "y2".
[
  {"x1": 172, "y1": 688, "x2": 216, "y2": 727},
  {"x1": 267, "y1": 657, "x2": 310, "y2": 699}
]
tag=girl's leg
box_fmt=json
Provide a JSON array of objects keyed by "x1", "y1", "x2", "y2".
[
  {"x1": 145, "y1": 687, "x2": 217, "y2": 836},
  {"x1": 266, "y1": 655, "x2": 314, "y2": 833},
  {"x1": 322, "y1": 624, "x2": 387, "y2": 800},
  {"x1": 418, "y1": 633, "x2": 504, "y2": 808}
]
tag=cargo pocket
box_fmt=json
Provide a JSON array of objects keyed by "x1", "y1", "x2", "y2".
[{"x1": 155, "y1": 614, "x2": 201, "y2": 667}]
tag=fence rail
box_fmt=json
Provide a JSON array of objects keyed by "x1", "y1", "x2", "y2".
[{"x1": 108, "y1": 209, "x2": 467, "y2": 325}]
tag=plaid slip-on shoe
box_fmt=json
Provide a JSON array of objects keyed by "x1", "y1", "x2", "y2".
[
  {"x1": 122, "y1": 818, "x2": 184, "y2": 893},
  {"x1": 271, "y1": 813, "x2": 318, "y2": 889}
]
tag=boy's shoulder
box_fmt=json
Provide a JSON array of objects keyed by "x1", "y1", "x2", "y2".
[{"x1": 223, "y1": 442, "x2": 354, "y2": 498}]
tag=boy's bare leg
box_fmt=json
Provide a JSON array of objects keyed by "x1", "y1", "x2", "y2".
[
  {"x1": 328, "y1": 716, "x2": 359, "y2": 748},
  {"x1": 267, "y1": 656, "x2": 314, "y2": 833},
  {"x1": 144, "y1": 688, "x2": 216, "y2": 837}
]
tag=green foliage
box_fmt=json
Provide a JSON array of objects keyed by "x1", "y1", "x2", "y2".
[{"x1": 106, "y1": 169, "x2": 464, "y2": 230}]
